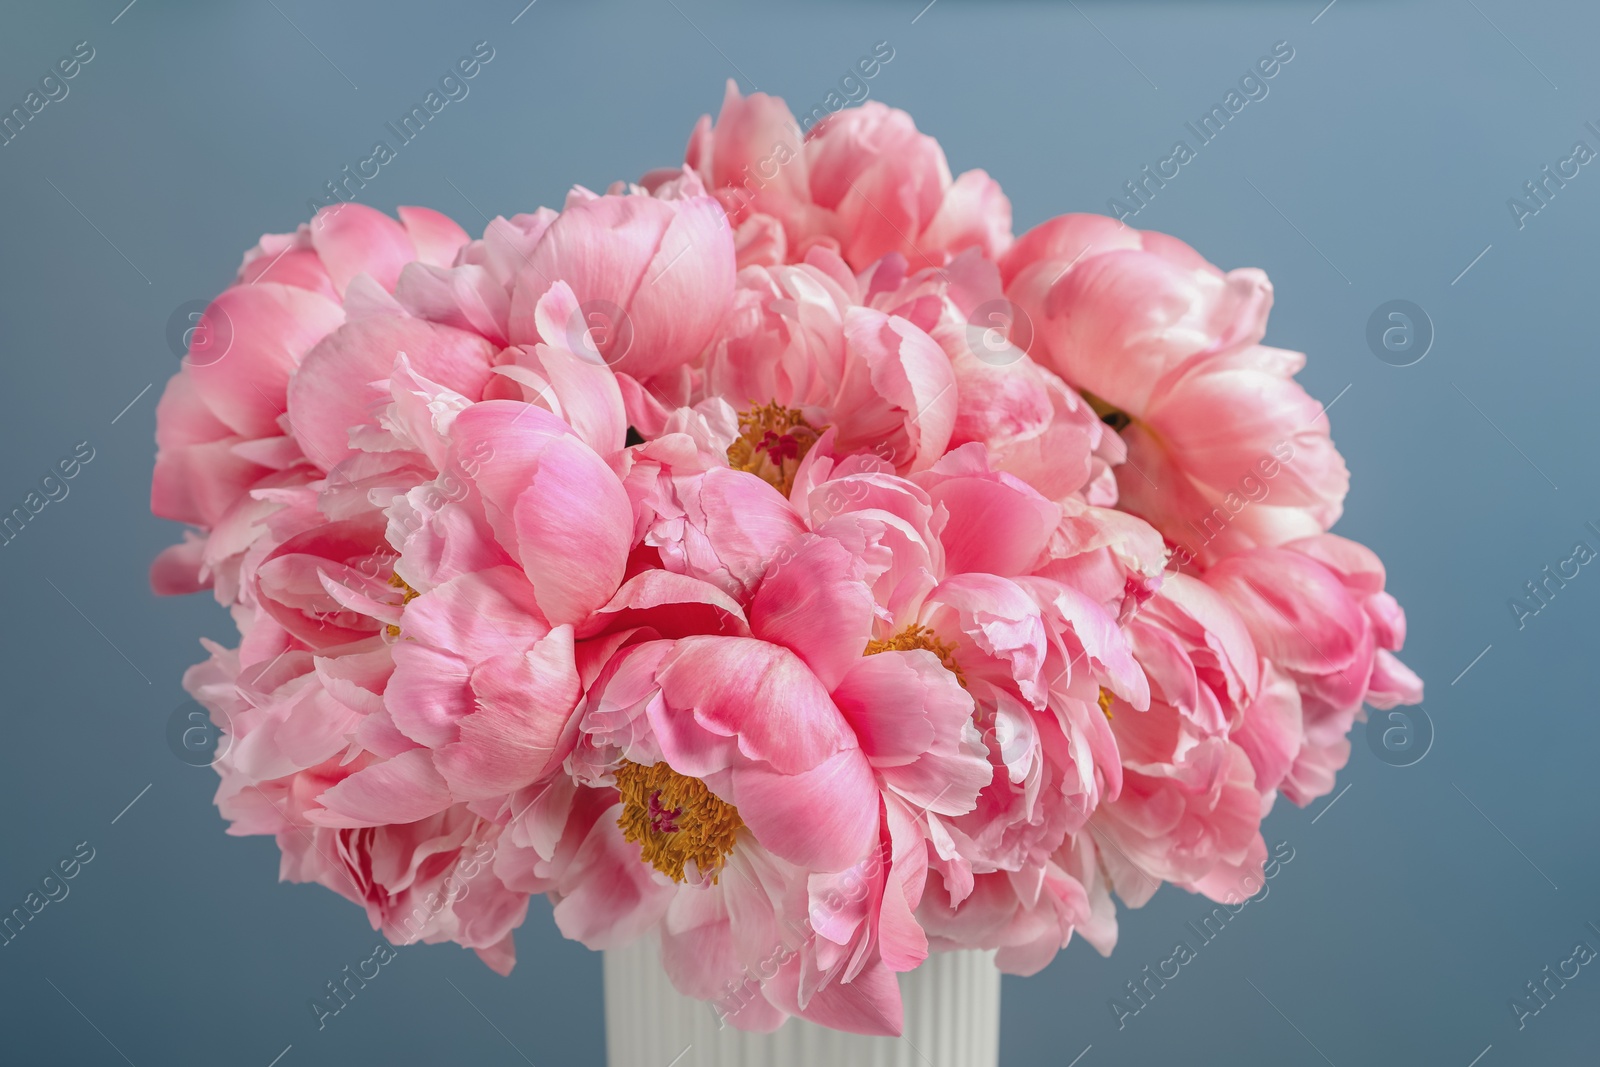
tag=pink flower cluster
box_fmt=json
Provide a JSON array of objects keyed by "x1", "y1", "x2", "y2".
[{"x1": 151, "y1": 83, "x2": 1421, "y2": 1035}]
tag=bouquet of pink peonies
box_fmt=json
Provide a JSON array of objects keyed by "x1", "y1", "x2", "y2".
[{"x1": 151, "y1": 83, "x2": 1421, "y2": 1036}]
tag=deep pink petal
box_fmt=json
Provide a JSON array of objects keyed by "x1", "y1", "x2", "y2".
[
  {"x1": 750, "y1": 533, "x2": 876, "y2": 692},
  {"x1": 656, "y1": 636, "x2": 854, "y2": 775},
  {"x1": 728, "y1": 748, "x2": 879, "y2": 873},
  {"x1": 188, "y1": 283, "x2": 345, "y2": 439}
]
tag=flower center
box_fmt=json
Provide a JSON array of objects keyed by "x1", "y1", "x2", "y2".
[
  {"x1": 384, "y1": 572, "x2": 421, "y2": 638},
  {"x1": 726, "y1": 401, "x2": 821, "y2": 496},
  {"x1": 615, "y1": 760, "x2": 743, "y2": 883},
  {"x1": 1098, "y1": 686, "x2": 1115, "y2": 721},
  {"x1": 864, "y1": 624, "x2": 966, "y2": 688},
  {"x1": 1081, "y1": 389, "x2": 1132, "y2": 433}
]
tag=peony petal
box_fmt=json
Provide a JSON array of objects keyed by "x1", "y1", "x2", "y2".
[
  {"x1": 398, "y1": 205, "x2": 470, "y2": 268},
  {"x1": 750, "y1": 533, "x2": 876, "y2": 692},
  {"x1": 310, "y1": 750, "x2": 453, "y2": 827},
  {"x1": 728, "y1": 748, "x2": 879, "y2": 873},
  {"x1": 436, "y1": 626, "x2": 581, "y2": 800},
  {"x1": 310, "y1": 202, "x2": 418, "y2": 294},
  {"x1": 656, "y1": 636, "x2": 855, "y2": 776},
  {"x1": 288, "y1": 315, "x2": 497, "y2": 470},
  {"x1": 187, "y1": 283, "x2": 345, "y2": 439}
]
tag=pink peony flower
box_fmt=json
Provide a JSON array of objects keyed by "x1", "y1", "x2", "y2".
[
  {"x1": 684, "y1": 83, "x2": 1012, "y2": 272},
  {"x1": 692, "y1": 254, "x2": 960, "y2": 478},
  {"x1": 770, "y1": 449, "x2": 1145, "y2": 974},
  {"x1": 1205, "y1": 533, "x2": 1423, "y2": 804},
  {"x1": 507, "y1": 184, "x2": 737, "y2": 382},
  {"x1": 561, "y1": 636, "x2": 900, "y2": 1034},
  {"x1": 1092, "y1": 575, "x2": 1268, "y2": 906},
  {"x1": 183, "y1": 610, "x2": 526, "y2": 974},
  {"x1": 151, "y1": 204, "x2": 465, "y2": 538},
  {"x1": 1004, "y1": 214, "x2": 1348, "y2": 567},
  {"x1": 148, "y1": 93, "x2": 1424, "y2": 1035}
]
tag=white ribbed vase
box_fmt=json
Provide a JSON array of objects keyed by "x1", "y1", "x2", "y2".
[{"x1": 604, "y1": 937, "x2": 1000, "y2": 1067}]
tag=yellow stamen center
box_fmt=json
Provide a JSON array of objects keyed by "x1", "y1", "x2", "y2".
[
  {"x1": 726, "y1": 401, "x2": 822, "y2": 496},
  {"x1": 864, "y1": 624, "x2": 967, "y2": 689},
  {"x1": 385, "y1": 572, "x2": 420, "y2": 638},
  {"x1": 615, "y1": 760, "x2": 743, "y2": 883},
  {"x1": 1098, "y1": 686, "x2": 1115, "y2": 721}
]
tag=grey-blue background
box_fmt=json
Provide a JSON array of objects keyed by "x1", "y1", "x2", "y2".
[{"x1": 1, "y1": 0, "x2": 1595, "y2": 1063}]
